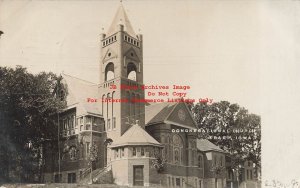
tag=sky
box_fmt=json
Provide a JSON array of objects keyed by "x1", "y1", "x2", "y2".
[
  {"x1": 1, "y1": 0, "x2": 300, "y2": 184},
  {"x1": 0, "y1": 0, "x2": 260, "y2": 114}
]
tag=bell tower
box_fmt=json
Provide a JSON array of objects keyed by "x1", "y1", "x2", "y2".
[{"x1": 99, "y1": 3, "x2": 145, "y2": 139}]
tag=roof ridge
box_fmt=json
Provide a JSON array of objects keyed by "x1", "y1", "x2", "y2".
[
  {"x1": 62, "y1": 73, "x2": 98, "y2": 85},
  {"x1": 112, "y1": 124, "x2": 161, "y2": 147},
  {"x1": 145, "y1": 101, "x2": 177, "y2": 108}
]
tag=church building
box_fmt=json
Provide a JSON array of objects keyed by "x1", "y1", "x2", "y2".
[{"x1": 43, "y1": 3, "x2": 227, "y2": 188}]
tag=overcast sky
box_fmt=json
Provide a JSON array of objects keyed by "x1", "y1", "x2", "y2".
[{"x1": 1, "y1": 0, "x2": 300, "y2": 183}]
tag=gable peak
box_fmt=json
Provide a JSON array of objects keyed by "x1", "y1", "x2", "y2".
[{"x1": 106, "y1": 3, "x2": 136, "y2": 37}]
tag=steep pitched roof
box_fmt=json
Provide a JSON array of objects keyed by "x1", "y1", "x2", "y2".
[
  {"x1": 145, "y1": 102, "x2": 197, "y2": 129},
  {"x1": 145, "y1": 102, "x2": 177, "y2": 125},
  {"x1": 197, "y1": 139, "x2": 225, "y2": 153},
  {"x1": 110, "y1": 124, "x2": 162, "y2": 148},
  {"x1": 62, "y1": 73, "x2": 101, "y2": 115},
  {"x1": 106, "y1": 3, "x2": 136, "y2": 37}
]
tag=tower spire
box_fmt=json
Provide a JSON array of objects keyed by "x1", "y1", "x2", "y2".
[{"x1": 106, "y1": 3, "x2": 136, "y2": 37}]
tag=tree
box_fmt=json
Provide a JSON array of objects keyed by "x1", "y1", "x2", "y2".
[
  {"x1": 0, "y1": 66, "x2": 66, "y2": 182},
  {"x1": 192, "y1": 101, "x2": 261, "y2": 169},
  {"x1": 151, "y1": 152, "x2": 167, "y2": 173}
]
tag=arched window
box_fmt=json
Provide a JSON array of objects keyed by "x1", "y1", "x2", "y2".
[
  {"x1": 127, "y1": 62, "x2": 137, "y2": 81},
  {"x1": 105, "y1": 62, "x2": 114, "y2": 81},
  {"x1": 172, "y1": 134, "x2": 183, "y2": 165},
  {"x1": 69, "y1": 146, "x2": 77, "y2": 160}
]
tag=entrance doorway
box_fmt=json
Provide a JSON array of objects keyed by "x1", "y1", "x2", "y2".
[
  {"x1": 67, "y1": 173, "x2": 76, "y2": 183},
  {"x1": 133, "y1": 165, "x2": 144, "y2": 186}
]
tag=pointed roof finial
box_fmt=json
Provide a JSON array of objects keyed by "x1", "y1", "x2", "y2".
[{"x1": 106, "y1": 2, "x2": 136, "y2": 37}]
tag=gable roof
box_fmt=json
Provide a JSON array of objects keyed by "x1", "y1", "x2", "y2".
[
  {"x1": 107, "y1": 3, "x2": 136, "y2": 37},
  {"x1": 145, "y1": 102, "x2": 197, "y2": 129},
  {"x1": 110, "y1": 124, "x2": 162, "y2": 148},
  {"x1": 196, "y1": 139, "x2": 225, "y2": 153},
  {"x1": 145, "y1": 102, "x2": 177, "y2": 125},
  {"x1": 62, "y1": 73, "x2": 101, "y2": 116}
]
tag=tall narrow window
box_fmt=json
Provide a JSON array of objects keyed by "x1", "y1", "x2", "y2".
[
  {"x1": 133, "y1": 147, "x2": 136, "y2": 156},
  {"x1": 112, "y1": 91, "x2": 115, "y2": 126},
  {"x1": 116, "y1": 148, "x2": 119, "y2": 158},
  {"x1": 86, "y1": 142, "x2": 90, "y2": 157},
  {"x1": 106, "y1": 93, "x2": 110, "y2": 130},
  {"x1": 135, "y1": 94, "x2": 140, "y2": 120},
  {"x1": 107, "y1": 119, "x2": 111, "y2": 130},
  {"x1": 114, "y1": 149, "x2": 117, "y2": 159},
  {"x1": 247, "y1": 170, "x2": 249, "y2": 180},
  {"x1": 86, "y1": 116, "x2": 91, "y2": 124},
  {"x1": 63, "y1": 119, "x2": 67, "y2": 130},
  {"x1": 102, "y1": 94, "x2": 105, "y2": 115},
  {"x1": 174, "y1": 149, "x2": 179, "y2": 163},
  {"x1": 220, "y1": 156, "x2": 223, "y2": 166},
  {"x1": 93, "y1": 117, "x2": 99, "y2": 126},
  {"x1": 71, "y1": 115, "x2": 76, "y2": 129},
  {"x1": 214, "y1": 156, "x2": 217, "y2": 165},
  {"x1": 176, "y1": 178, "x2": 180, "y2": 186},
  {"x1": 113, "y1": 117, "x2": 116, "y2": 129},
  {"x1": 141, "y1": 147, "x2": 144, "y2": 156},
  {"x1": 198, "y1": 155, "x2": 203, "y2": 168},
  {"x1": 126, "y1": 91, "x2": 130, "y2": 119},
  {"x1": 131, "y1": 93, "x2": 135, "y2": 121},
  {"x1": 69, "y1": 147, "x2": 77, "y2": 160},
  {"x1": 172, "y1": 134, "x2": 183, "y2": 165}
]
